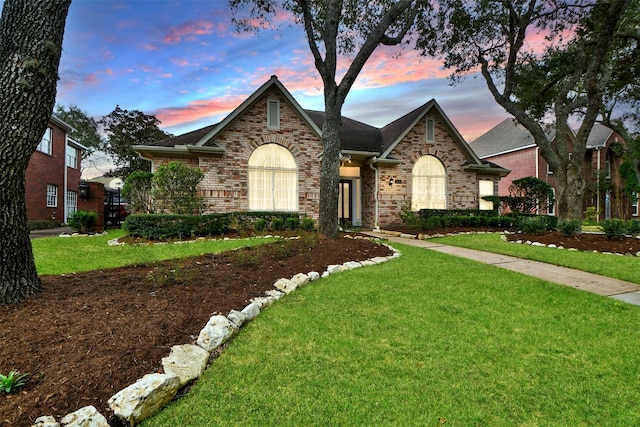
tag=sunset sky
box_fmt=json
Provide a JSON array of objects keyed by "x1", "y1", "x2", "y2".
[{"x1": 55, "y1": 0, "x2": 512, "y2": 176}]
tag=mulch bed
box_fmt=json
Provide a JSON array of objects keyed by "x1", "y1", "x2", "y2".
[{"x1": 0, "y1": 233, "x2": 393, "y2": 426}]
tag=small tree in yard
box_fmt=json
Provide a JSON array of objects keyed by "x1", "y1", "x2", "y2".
[
  {"x1": 152, "y1": 162, "x2": 204, "y2": 215},
  {"x1": 503, "y1": 177, "x2": 555, "y2": 214},
  {"x1": 122, "y1": 171, "x2": 154, "y2": 214}
]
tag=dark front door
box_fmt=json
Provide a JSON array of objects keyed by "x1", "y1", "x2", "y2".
[{"x1": 339, "y1": 180, "x2": 352, "y2": 225}]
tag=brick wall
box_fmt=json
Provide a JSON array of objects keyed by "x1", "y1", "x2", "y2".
[
  {"x1": 25, "y1": 122, "x2": 67, "y2": 221},
  {"x1": 77, "y1": 182, "x2": 105, "y2": 232},
  {"x1": 148, "y1": 88, "x2": 324, "y2": 223}
]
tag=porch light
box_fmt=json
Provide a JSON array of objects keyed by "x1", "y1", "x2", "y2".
[{"x1": 388, "y1": 178, "x2": 394, "y2": 187}]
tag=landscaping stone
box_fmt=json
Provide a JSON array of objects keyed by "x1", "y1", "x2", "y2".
[
  {"x1": 240, "y1": 301, "x2": 261, "y2": 321},
  {"x1": 273, "y1": 277, "x2": 297, "y2": 294},
  {"x1": 290, "y1": 272, "x2": 310, "y2": 286},
  {"x1": 161, "y1": 344, "x2": 210, "y2": 387},
  {"x1": 308, "y1": 271, "x2": 320, "y2": 281},
  {"x1": 197, "y1": 315, "x2": 238, "y2": 352},
  {"x1": 227, "y1": 309, "x2": 247, "y2": 327},
  {"x1": 108, "y1": 374, "x2": 180, "y2": 426},
  {"x1": 32, "y1": 415, "x2": 59, "y2": 427},
  {"x1": 60, "y1": 405, "x2": 109, "y2": 427}
]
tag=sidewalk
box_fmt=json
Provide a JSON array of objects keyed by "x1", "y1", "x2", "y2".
[
  {"x1": 367, "y1": 231, "x2": 640, "y2": 306},
  {"x1": 29, "y1": 226, "x2": 74, "y2": 239}
]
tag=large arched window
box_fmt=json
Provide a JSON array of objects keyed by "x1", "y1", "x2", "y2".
[
  {"x1": 248, "y1": 144, "x2": 298, "y2": 211},
  {"x1": 412, "y1": 155, "x2": 446, "y2": 210}
]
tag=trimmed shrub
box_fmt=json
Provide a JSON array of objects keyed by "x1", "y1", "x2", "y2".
[
  {"x1": 557, "y1": 219, "x2": 582, "y2": 236},
  {"x1": 601, "y1": 218, "x2": 628, "y2": 239},
  {"x1": 300, "y1": 217, "x2": 316, "y2": 232},
  {"x1": 253, "y1": 218, "x2": 267, "y2": 232},
  {"x1": 124, "y1": 213, "x2": 232, "y2": 240},
  {"x1": 627, "y1": 219, "x2": 640, "y2": 237},
  {"x1": 285, "y1": 217, "x2": 300, "y2": 231},
  {"x1": 67, "y1": 210, "x2": 97, "y2": 233},
  {"x1": 515, "y1": 216, "x2": 549, "y2": 234}
]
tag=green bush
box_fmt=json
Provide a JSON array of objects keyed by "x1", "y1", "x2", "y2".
[
  {"x1": 28, "y1": 220, "x2": 62, "y2": 231},
  {"x1": 300, "y1": 217, "x2": 316, "y2": 232},
  {"x1": 601, "y1": 218, "x2": 628, "y2": 239},
  {"x1": 124, "y1": 213, "x2": 232, "y2": 240},
  {"x1": 627, "y1": 219, "x2": 640, "y2": 237},
  {"x1": 515, "y1": 216, "x2": 549, "y2": 234},
  {"x1": 67, "y1": 210, "x2": 97, "y2": 233},
  {"x1": 557, "y1": 219, "x2": 582, "y2": 236},
  {"x1": 285, "y1": 217, "x2": 300, "y2": 231},
  {"x1": 253, "y1": 218, "x2": 267, "y2": 232},
  {"x1": 271, "y1": 217, "x2": 285, "y2": 231},
  {"x1": 152, "y1": 161, "x2": 204, "y2": 215}
]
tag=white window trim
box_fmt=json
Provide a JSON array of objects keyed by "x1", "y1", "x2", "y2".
[
  {"x1": 632, "y1": 192, "x2": 638, "y2": 217},
  {"x1": 248, "y1": 144, "x2": 298, "y2": 211},
  {"x1": 47, "y1": 184, "x2": 58, "y2": 208},
  {"x1": 66, "y1": 190, "x2": 78, "y2": 222},
  {"x1": 38, "y1": 127, "x2": 53, "y2": 155},
  {"x1": 67, "y1": 146, "x2": 78, "y2": 169},
  {"x1": 426, "y1": 118, "x2": 435, "y2": 144},
  {"x1": 267, "y1": 99, "x2": 280, "y2": 130}
]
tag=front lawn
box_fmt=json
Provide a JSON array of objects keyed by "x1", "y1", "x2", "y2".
[
  {"x1": 143, "y1": 243, "x2": 640, "y2": 426},
  {"x1": 430, "y1": 233, "x2": 640, "y2": 285}
]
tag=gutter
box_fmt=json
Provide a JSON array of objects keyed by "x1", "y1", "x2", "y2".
[{"x1": 369, "y1": 158, "x2": 380, "y2": 231}]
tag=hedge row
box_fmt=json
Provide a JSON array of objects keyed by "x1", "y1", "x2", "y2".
[
  {"x1": 400, "y1": 210, "x2": 558, "y2": 233},
  {"x1": 123, "y1": 212, "x2": 315, "y2": 240}
]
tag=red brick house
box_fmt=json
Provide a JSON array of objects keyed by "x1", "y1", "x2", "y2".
[
  {"x1": 470, "y1": 118, "x2": 635, "y2": 219},
  {"x1": 26, "y1": 115, "x2": 86, "y2": 223},
  {"x1": 133, "y1": 76, "x2": 509, "y2": 229}
]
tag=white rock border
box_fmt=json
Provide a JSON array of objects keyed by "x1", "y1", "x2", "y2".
[
  {"x1": 32, "y1": 234, "x2": 399, "y2": 427},
  {"x1": 501, "y1": 232, "x2": 640, "y2": 257}
]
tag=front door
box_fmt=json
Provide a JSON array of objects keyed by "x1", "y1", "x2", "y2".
[{"x1": 338, "y1": 180, "x2": 352, "y2": 226}]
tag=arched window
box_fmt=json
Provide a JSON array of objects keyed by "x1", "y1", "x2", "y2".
[
  {"x1": 248, "y1": 144, "x2": 298, "y2": 211},
  {"x1": 412, "y1": 155, "x2": 446, "y2": 210}
]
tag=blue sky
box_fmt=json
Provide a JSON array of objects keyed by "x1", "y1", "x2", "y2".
[{"x1": 55, "y1": 0, "x2": 510, "y2": 175}]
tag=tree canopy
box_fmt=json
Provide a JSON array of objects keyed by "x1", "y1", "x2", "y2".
[
  {"x1": 417, "y1": 0, "x2": 633, "y2": 220},
  {"x1": 99, "y1": 105, "x2": 172, "y2": 178}
]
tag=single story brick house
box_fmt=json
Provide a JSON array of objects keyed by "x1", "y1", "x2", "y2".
[
  {"x1": 133, "y1": 76, "x2": 509, "y2": 229},
  {"x1": 470, "y1": 118, "x2": 635, "y2": 219}
]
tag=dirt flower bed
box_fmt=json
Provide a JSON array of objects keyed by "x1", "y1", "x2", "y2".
[{"x1": 0, "y1": 233, "x2": 393, "y2": 427}]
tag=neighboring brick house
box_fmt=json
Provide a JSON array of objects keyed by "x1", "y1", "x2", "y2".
[
  {"x1": 25, "y1": 115, "x2": 86, "y2": 223},
  {"x1": 133, "y1": 76, "x2": 509, "y2": 229},
  {"x1": 470, "y1": 118, "x2": 635, "y2": 219}
]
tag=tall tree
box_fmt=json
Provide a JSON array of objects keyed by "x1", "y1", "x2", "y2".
[
  {"x1": 0, "y1": 0, "x2": 71, "y2": 305},
  {"x1": 231, "y1": 0, "x2": 428, "y2": 237},
  {"x1": 55, "y1": 104, "x2": 103, "y2": 158},
  {"x1": 99, "y1": 105, "x2": 172, "y2": 178},
  {"x1": 417, "y1": 0, "x2": 631, "y2": 220}
]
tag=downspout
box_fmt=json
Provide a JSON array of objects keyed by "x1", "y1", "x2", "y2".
[
  {"x1": 596, "y1": 148, "x2": 601, "y2": 222},
  {"x1": 535, "y1": 147, "x2": 540, "y2": 215},
  {"x1": 369, "y1": 160, "x2": 380, "y2": 231}
]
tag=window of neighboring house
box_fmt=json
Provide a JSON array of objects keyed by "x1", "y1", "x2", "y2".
[
  {"x1": 67, "y1": 146, "x2": 78, "y2": 169},
  {"x1": 66, "y1": 191, "x2": 77, "y2": 222},
  {"x1": 412, "y1": 155, "x2": 446, "y2": 210},
  {"x1": 426, "y1": 118, "x2": 435, "y2": 143},
  {"x1": 267, "y1": 99, "x2": 280, "y2": 129},
  {"x1": 547, "y1": 163, "x2": 553, "y2": 175},
  {"x1": 37, "y1": 127, "x2": 53, "y2": 154},
  {"x1": 478, "y1": 180, "x2": 494, "y2": 210},
  {"x1": 605, "y1": 159, "x2": 611, "y2": 179},
  {"x1": 248, "y1": 143, "x2": 297, "y2": 211},
  {"x1": 47, "y1": 184, "x2": 58, "y2": 208},
  {"x1": 547, "y1": 188, "x2": 556, "y2": 215},
  {"x1": 632, "y1": 192, "x2": 638, "y2": 217}
]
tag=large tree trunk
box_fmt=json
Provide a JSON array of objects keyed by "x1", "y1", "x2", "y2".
[
  {"x1": 554, "y1": 167, "x2": 586, "y2": 220},
  {"x1": 0, "y1": 0, "x2": 71, "y2": 305},
  {"x1": 318, "y1": 100, "x2": 343, "y2": 239}
]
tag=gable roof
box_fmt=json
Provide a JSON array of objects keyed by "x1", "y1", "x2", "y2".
[
  {"x1": 586, "y1": 123, "x2": 615, "y2": 149},
  {"x1": 469, "y1": 118, "x2": 539, "y2": 158},
  {"x1": 134, "y1": 76, "x2": 506, "y2": 175}
]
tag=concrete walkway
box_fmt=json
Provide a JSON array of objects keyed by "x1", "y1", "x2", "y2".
[{"x1": 367, "y1": 231, "x2": 640, "y2": 306}]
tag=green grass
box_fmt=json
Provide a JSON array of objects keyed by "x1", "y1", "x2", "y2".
[
  {"x1": 429, "y1": 233, "x2": 640, "y2": 285},
  {"x1": 32, "y1": 229, "x2": 278, "y2": 275},
  {"x1": 143, "y1": 243, "x2": 640, "y2": 426}
]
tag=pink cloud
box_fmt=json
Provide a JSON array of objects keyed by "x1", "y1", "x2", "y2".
[
  {"x1": 143, "y1": 43, "x2": 158, "y2": 51},
  {"x1": 162, "y1": 20, "x2": 216, "y2": 44},
  {"x1": 154, "y1": 95, "x2": 248, "y2": 128}
]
